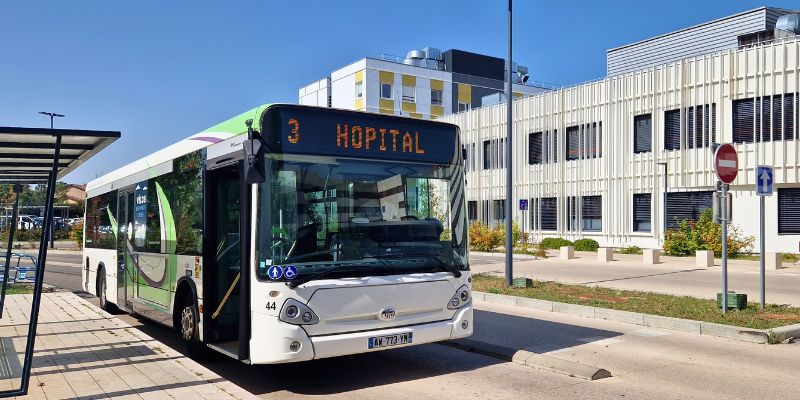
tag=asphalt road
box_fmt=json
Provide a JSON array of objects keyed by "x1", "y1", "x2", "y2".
[{"x1": 36, "y1": 252, "x2": 800, "y2": 399}]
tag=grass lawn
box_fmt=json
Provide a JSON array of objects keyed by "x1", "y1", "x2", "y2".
[
  {"x1": 3, "y1": 284, "x2": 34, "y2": 295},
  {"x1": 473, "y1": 274, "x2": 800, "y2": 330}
]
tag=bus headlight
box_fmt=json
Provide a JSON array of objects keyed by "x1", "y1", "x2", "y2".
[
  {"x1": 279, "y1": 299, "x2": 319, "y2": 325},
  {"x1": 447, "y1": 285, "x2": 471, "y2": 310}
]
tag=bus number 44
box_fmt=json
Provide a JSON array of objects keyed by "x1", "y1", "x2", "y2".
[{"x1": 266, "y1": 302, "x2": 277, "y2": 311}]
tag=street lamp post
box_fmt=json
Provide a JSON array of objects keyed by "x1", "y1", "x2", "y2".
[
  {"x1": 38, "y1": 112, "x2": 65, "y2": 250},
  {"x1": 504, "y1": 0, "x2": 513, "y2": 287},
  {"x1": 657, "y1": 161, "x2": 668, "y2": 241}
]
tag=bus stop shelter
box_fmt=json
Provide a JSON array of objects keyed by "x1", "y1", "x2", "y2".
[{"x1": 0, "y1": 126, "x2": 119, "y2": 397}]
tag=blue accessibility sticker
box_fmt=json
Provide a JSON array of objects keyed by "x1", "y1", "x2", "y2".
[
  {"x1": 284, "y1": 265, "x2": 298, "y2": 280},
  {"x1": 266, "y1": 265, "x2": 283, "y2": 280}
]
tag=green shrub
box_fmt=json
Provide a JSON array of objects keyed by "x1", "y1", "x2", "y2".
[
  {"x1": 539, "y1": 237, "x2": 574, "y2": 250},
  {"x1": 617, "y1": 246, "x2": 643, "y2": 255},
  {"x1": 663, "y1": 209, "x2": 754, "y2": 257},
  {"x1": 783, "y1": 253, "x2": 799, "y2": 263},
  {"x1": 573, "y1": 238, "x2": 599, "y2": 252}
]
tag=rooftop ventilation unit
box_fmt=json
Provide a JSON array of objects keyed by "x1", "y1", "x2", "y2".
[
  {"x1": 776, "y1": 13, "x2": 800, "y2": 34},
  {"x1": 404, "y1": 48, "x2": 442, "y2": 69}
]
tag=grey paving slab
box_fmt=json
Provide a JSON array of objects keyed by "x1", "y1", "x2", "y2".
[{"x1": 0, "y1": 292, "x2": 257, "y2": 400}]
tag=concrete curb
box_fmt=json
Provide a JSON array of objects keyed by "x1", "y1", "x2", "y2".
[
  {"x1": 470, "y1": 251, "x2": 538, "y2": 260},
  {"x1": 769, "y1": 323, "x2": 800, "y2": 343},
  {"x1": 441, "y1": 339, "x2": 611, "y2": 380},
  {"x1": 474, "y1": 291, "x2": 788, "y2": 345}
]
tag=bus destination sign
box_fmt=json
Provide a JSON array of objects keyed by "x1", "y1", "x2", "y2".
[{"x1": 263, "y1": 105, "x2": 458, "y2": 164}]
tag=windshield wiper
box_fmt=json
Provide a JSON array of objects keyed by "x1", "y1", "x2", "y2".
[
  {"x1": 287, "y1": 264, "x2": 375, "y2": 289},
  {"x1": 371, "y1": 252, "x2": 462, "y2": 278}
]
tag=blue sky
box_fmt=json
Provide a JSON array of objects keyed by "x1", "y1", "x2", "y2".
[{"x1": 2, "y1": 1, "x2": 798, "y2": 183}]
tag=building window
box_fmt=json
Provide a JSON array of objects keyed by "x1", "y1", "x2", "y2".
[
  {"x1": 431, "y1": 89, "x2": 443, "y2": 106},
  {"x1": 666, "y1": 191, "x2": 713, "y2": 229},
  {"x1": 528, "y1": 132, "x2": 543, "y2": 165},
  {"x1": 381, "y1": 83, "x2": 393, "y2": 99},
  {"x1": 483, "y1": 138, "x2": 504, "y2": 169},
  {"x1": 664, "y1": 109, "x2": 681, "y2": 150},
  {"x1": 566, "y1": 196, "x2": 578, "y2": 230},
  {"x1": 458, "y1": 102, "x2": 470, "y2": 112},
  {"x1": 634, "y1": 114, "x2": 652, "y2": 153},
  {"x1": 530, "y1": 198, "x2": 538, "y2": 230},
  {"x1": 733, "y1": 98, "x2": 754, "y2": 143},
  {"x1": 355, "y1": 81, "x2": 364, "y2": 99},
  {"x1": 565, "y1": 123, "x2": 601, "y2": 160},
  {"x1": 402, "y1": 84, "x2": 415, "y2": 103},
  {"x1": 481, "y1": 200, "x2": 490, "y2": 223},
  {"x1": 543, "y1": 129, "x2": 558, "y2": 163},
  {"x1": 778, "y1": 188, "x2": 800, "y2": 234},
  {"x1": 734, "y1": 95, "x2": 797, "y2": 144},
  {"x1": 686, "y1": 104, "x2": 717, "y2": 148},
  {"x1": 566, "y1": 126, "x2": 580, "y2": 161},
  {"x1": 585, "y1": 122, "x2": 601, "y2": 158},
  {"x1": 493, "y1": 199, "x2": 505, "y2": 221},
  {"x1": 633, "y1": 193, "x2": 651, "y2": 232},
  {"x1": 468, "y1": 201, "x2": 478, "y2": 221},
  {"x1": 483, "y1": 140, "x2": 491, "y2": 170},
  {"x1": 582, "y1": 195, "x2": 602, "y2": 231},
  {"x1": 540, "y1": 197, "x2": 557, "y2": 231}
]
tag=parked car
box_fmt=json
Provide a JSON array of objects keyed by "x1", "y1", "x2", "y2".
[{"x1": 17, "y1": 215, "x2": 37, "y2": 230}]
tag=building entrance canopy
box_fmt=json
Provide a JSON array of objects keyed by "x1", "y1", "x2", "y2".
[{"x1": 0, "y1": 126, "x2": 119, "y2": 397}]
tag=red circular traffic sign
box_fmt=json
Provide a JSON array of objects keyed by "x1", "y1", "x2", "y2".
[{"x1": 714, "y1": 143, "x2": 739, "y2": 184}]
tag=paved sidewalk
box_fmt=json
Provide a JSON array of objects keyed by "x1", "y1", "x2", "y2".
[
  {"x1": 0, "y1": 292, "x2": 258, "y2": 399},
  {"x1": 472, "y1": 251, "x2": 800, "y2": 306}
]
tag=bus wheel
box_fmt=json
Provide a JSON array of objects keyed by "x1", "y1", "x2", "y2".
[
  {"x1": 96, "y1": 270, "x2": 118, "y2": 313},
  {"x1": 176, "y1": 295, "x2": 205, "y2": 359}
]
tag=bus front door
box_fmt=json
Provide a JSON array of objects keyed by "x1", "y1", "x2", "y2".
[{"x1": 204, "y1": 163, "x2": 250, "y2": 361}]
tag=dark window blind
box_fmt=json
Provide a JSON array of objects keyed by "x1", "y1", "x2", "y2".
[
  {"x1": 664, "y1": 109, "x2": 681, "y2": 150},
  {"x1": 634, "y1": 114, "x2": 652, "y2": 153}
]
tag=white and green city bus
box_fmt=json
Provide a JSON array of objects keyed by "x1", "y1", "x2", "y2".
[{"x1": 82, "y1": 104, "x2": 472, "y2": 363}]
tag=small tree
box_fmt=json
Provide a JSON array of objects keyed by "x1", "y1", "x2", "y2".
[{"x1": 70, "y1": 220, "x2": 84, "y2": 250}]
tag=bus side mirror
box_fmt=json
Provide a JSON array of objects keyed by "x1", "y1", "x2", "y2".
[{"x1": 243, "y1": 119, "x2": 265, "y2": 184}]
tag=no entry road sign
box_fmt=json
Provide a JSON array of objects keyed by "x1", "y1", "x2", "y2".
[{"x1": 714, "y1": 144, "x2": 738, "y2": 184}]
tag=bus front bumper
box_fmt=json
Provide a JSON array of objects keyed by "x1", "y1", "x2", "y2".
[{"x1": 248, "y1": 306, "x2": 473, "y2": 364}]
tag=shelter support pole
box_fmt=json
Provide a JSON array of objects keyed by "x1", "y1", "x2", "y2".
[
  {"x1": 0, "y1": 184, "x2": 22, "y2": 318},
  {"x1": 18, "y1": 134, "x2": 61, "y2": 396}
]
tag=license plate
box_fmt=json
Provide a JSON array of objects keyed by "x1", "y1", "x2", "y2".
[{"x1": 368, "y1": 332, "x2": 413, "y2": 349}]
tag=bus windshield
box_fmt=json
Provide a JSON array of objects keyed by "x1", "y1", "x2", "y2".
[{"x1": 256, "y1": 155, "x2": 467, "y2": 282}]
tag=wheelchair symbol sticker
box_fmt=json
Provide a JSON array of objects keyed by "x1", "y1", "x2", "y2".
[{"x1": 284, "y1": 266, "x2": 298, "y2": 279}]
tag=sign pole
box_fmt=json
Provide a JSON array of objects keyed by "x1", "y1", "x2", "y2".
[
  {"x1": 760, "y1": 194, "x2": 765, "y2": 309},
  {"x1": 721, "y1": 183, "x2": 728, "y2": 314},
  {"x1": 756, "y1": 165, "x2": 772, "y2": 309}
]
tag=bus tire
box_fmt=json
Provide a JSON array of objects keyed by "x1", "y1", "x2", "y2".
[
  {"x1": 175, "y1": 291, "x2": 205, "y2": 360},
  {"x1": 96, "y1": 268, "x2": 118, "y2": 314}
]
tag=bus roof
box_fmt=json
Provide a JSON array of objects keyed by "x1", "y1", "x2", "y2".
[{"x1": 86, "y1": 104, "x2": 273, "y2": 193}]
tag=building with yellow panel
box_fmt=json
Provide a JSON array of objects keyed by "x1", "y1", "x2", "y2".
[{"x1": 299, "y1": 47, "x2": 551, "y2": 119}]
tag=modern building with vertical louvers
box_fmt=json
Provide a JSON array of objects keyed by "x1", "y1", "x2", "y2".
[{"x1": 439, "y1": 7, "x2": 800, "y2": 252}]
